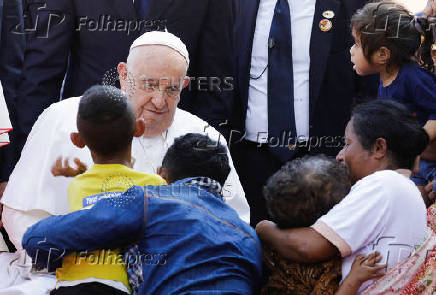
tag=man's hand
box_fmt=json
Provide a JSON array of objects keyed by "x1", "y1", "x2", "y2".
[
  {"x1": 51, "y1": 157, "x2": 87, "y2": 177},
  {"x1": 424, "y1": 0, "x2": 436, "y2": 17},
  {"x1": 0, "y1": 181, "x2": 7, "y2": 227}
]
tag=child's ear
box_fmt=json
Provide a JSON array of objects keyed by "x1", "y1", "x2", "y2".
[
  {"x1": 374, "y1": 46, "x2": 391, "y2": 65},
  {"x1": 157, "y1": 167, "x2": 170, "y2": 183},
  {"x1": 133, "y1": 118, "x2": 145, "y2": 138},
  {"x1": 70, "y1": 132, "x2": 86, "y2": 148}
]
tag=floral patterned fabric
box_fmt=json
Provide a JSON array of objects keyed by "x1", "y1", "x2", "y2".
[
  {"x1": 261, "y1": 245, "x2": 342, "y2": 295},
  {"x1": 429, "y1": 204, "x2": 436, "y2": 233},
  {"x1": 361, "y1": 205, "x2": 436, "y2": 295}
]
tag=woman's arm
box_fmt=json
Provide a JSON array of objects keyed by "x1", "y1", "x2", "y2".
[{"x1": 256, "y1": 221, "x2": 339, "y2": 263}]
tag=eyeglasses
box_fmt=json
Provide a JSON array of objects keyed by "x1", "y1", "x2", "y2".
[
  {"x1": 126, "y1": 72, "x2": 183, "y2": 98},
  {"x1": 140, "y1": 80, "x2": 182, "y2": 99}
]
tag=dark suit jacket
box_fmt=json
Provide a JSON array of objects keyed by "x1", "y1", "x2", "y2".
[
  {"x1": 14, "y1": 0, "x2": 234, "y2": 170},
  {"x1": 231, "y1": 0, "x2": 378, "y2": 159},
  {"x1": 0, "y1": 0, "x2": 24, "y2": 182}
]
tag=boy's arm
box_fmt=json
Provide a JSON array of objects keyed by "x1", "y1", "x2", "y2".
[{"x1": 22, "y1": 186, "x2": 146, "y2": 269}]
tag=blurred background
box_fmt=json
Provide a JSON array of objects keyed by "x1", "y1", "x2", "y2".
[{"x1": 397, "y1": 0, "x2": 428, "y2": 14}]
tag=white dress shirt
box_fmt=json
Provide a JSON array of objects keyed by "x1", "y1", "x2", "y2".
[{"x1": 246, "y1": 0, "x2": 316, "y2": 143}]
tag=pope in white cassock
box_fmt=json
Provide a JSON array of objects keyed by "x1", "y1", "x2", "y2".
[{"x1": 0, "y1": 31, "x2": 249, "y2": 294}]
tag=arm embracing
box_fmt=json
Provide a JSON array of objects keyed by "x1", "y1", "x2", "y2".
[
  {"x1": 22, "y1": 186, "x2": 146, "y2": 268},
  {"x1": 256, "y1": 221, "x2": 339, "y2": 263}
]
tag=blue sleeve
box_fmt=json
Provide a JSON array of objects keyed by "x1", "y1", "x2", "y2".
[
  {"x1": 22, "y1": 186, "x2": 146, "y2": 269},
  {"x1": 409, "y1": 69, "x2": 436, "y2": 120}
]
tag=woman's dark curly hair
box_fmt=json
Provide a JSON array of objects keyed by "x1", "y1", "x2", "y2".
[{"x1": 263, "y1": 155, "x2": 351, "y2": 229}]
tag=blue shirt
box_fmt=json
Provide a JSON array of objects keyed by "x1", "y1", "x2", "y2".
[
  {"x1": 23, "y1": 181, "x2": 262, "y2": 295},
  {"x1": 378, "y1": 63, "x2": 436, "y2": 126}
]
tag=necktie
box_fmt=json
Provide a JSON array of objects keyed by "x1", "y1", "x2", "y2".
[
  {"x1": 267, "y1": 0, "x2": 296, "y2": 162},
  {"x1": 134, "y1": 0, "x2": 150, "y2": 19}
]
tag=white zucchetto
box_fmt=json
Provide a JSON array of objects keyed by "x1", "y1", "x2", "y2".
[{"x1": 130, "y1": 31, "x2": 190, "y2": 66}]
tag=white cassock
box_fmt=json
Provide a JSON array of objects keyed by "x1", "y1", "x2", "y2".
[{"x1": 0, "y1": 96, "x2": 250, "y2": 294}]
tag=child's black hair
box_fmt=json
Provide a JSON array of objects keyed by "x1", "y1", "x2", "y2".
[
  {"x1": 161, "y1": 133, "x2": 230, "y2": 186},
  {"x1": 351, "y1": 1, "x2": 435, "y2": 72},
  {"x1": 263, "y1": 155, "x2": 351, "y2": 229},
  {"x1": 77, "y1": 85, "x2": 136, "y2": 156}
]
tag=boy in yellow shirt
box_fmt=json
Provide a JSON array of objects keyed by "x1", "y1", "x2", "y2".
[{"x1": 52, "y1": 85, "x2": 166, "y2": 295}]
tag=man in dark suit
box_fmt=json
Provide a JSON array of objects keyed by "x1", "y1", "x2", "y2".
[
  {"x1": 230, "y1": 0, "x2": 378, "y2": 226},
  {"x1": 0, "y1": 0, "x2": 24, "y2": 252},
  {"x1": 10, "y1": 0, "x2": 234, "y2": 180},
  {"x1": 0, "y1": 0, "x2": 24, "y2": 186}
]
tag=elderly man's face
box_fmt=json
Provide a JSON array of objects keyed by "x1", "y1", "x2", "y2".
[
  {"x1": 118, "y1": 45, "x2": 189, "y2": 137},
  {"x1": 336, "y1": 119, "x2": 373, "y2": 183}
]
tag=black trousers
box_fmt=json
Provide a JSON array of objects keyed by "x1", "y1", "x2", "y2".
[
  {"x1": 51, "y1": 282, "x2": 128, "y2": 295},
  {"x1": 231, "y1": 140, "x2": 309, "y2": 227}
]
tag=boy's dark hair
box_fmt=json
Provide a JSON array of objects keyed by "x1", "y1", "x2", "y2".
[
  {"x1": 264, "y1": 155, "x2": 351, "y2": 229},
  {"x1": 162, "y1": 133, "x2": 230, "y2": 186},
  {"x1": 351, "y1": 2, "x2": 435, "y2": 72},
  {"x1": 77, "y1": 85, "x2": 136, "y2": 156},
  {"x1": 351, "y1": 99, "x2": 429, "y2": 170}
]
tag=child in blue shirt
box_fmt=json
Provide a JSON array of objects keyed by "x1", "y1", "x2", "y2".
[{"x1": 350, "y1": 2, "x2": 436, "y2": 205}]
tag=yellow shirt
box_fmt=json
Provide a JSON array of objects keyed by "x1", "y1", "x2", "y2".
[{"x1": 57, "y1": 164, "x2": 166, "y2": 291}]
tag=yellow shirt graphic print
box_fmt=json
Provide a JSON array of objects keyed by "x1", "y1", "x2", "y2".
[{"x1": 57, "y1": 164, "x2": 166, "y2": 291}]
